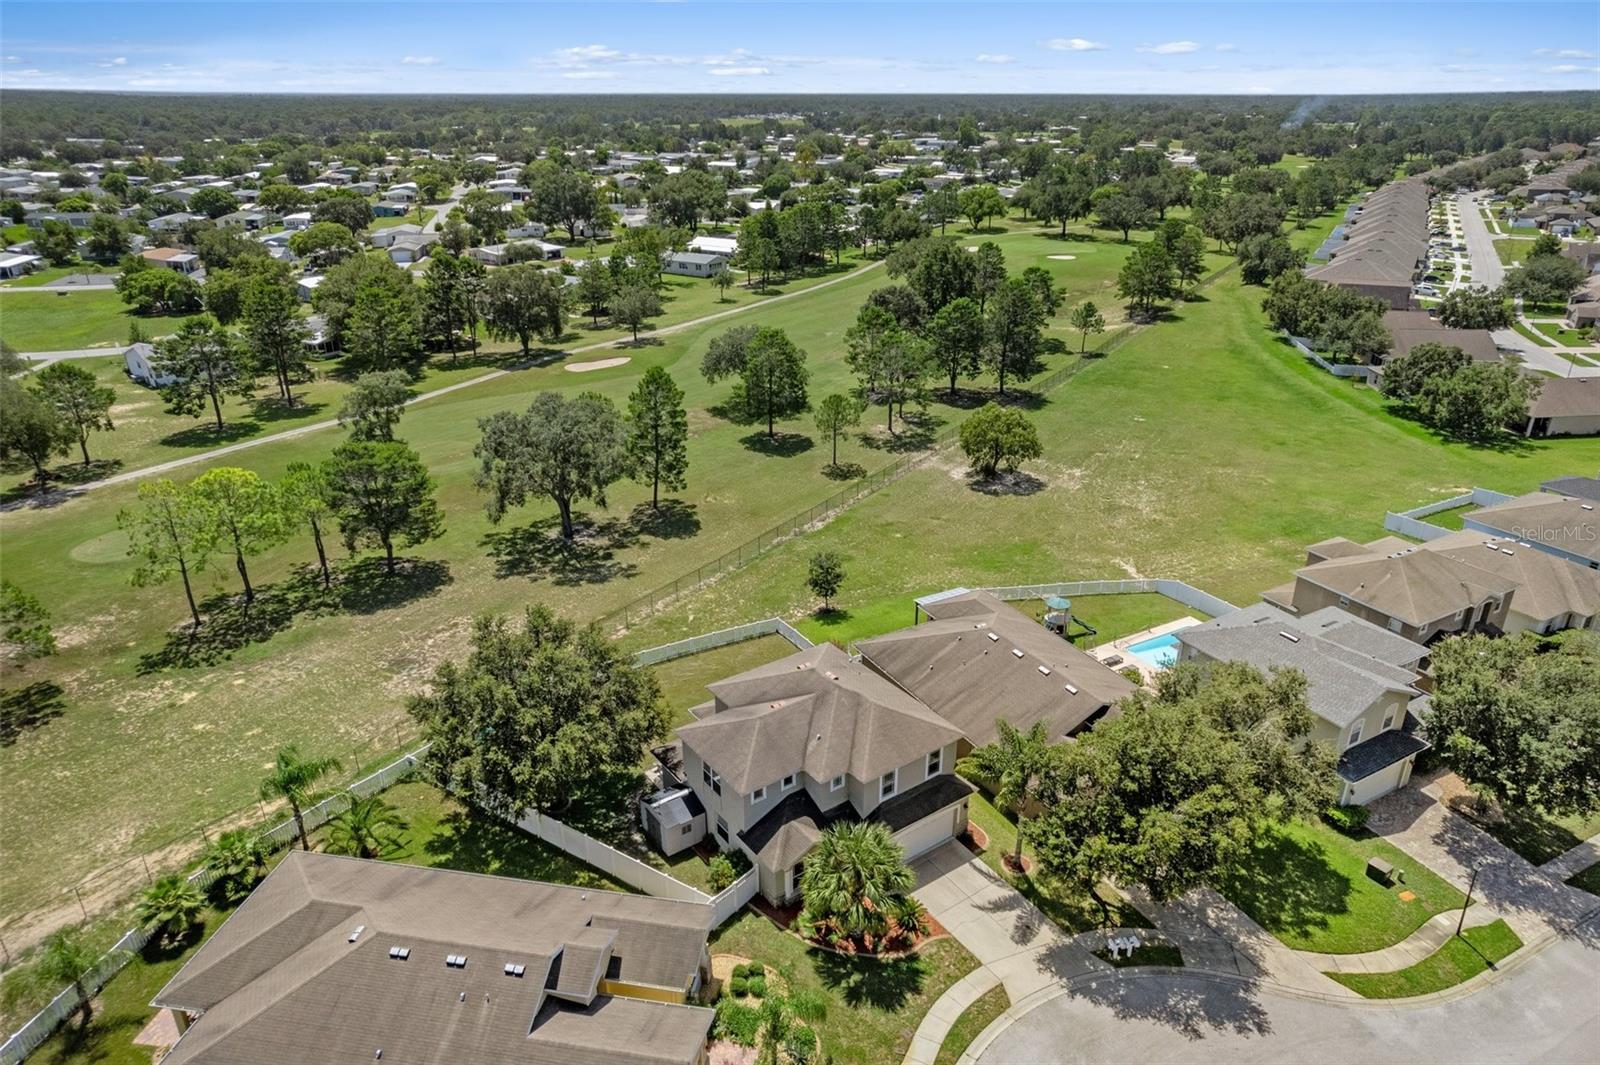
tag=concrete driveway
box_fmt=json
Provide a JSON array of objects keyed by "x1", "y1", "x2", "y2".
[
  {"x1": 974, "y1": 918, "x2": 1600, "y2": 1064},
  {"x1": 911, "y1": 842, "x2": 1101, "y2": 1001}
]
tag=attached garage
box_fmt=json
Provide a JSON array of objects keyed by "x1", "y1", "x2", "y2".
[
  {"x1": 894, "y1": 799, "x2": 969, "y2": 861},
  {"x1": 1342, "y1": 758, "x2": 1412, "y2": 806}
]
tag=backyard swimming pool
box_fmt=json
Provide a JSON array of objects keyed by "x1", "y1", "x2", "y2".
[{"x1": 1126, "y1": 632, "x2": 1181, "y2": 670}]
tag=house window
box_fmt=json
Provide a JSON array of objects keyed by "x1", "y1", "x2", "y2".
[
  {"x1": 750, "y1": 786, "x2": 767, "y2": 804},
  {"x1": 879, "y1": 769, "x2": 898, "y2": 801},
  {"x1": 830, "y1": 774, "x2": 845, "y2": 792},
  {"x1": 1347, "y1": 721, "x2": 1365, "y2": 749},
  {"x1": 703, "y1": 763, "x2": 722, "y2": 796},
  {"x1": 1387, "y1": 617, "x2": 1404, "y2": 633},
  {"x1": 926, "y1": 750, "x2": 943, "y2": 776},
  {"x1": 680, "y1": 823, "x2": 695, "y2": 836},
  {"x1": 1382, "y1": 709, "x2": 1396, "y2": 731},
  {"x1": 715, "y1": 816, "x2": 728, "y2": 842},
  {"x1": 781, "y1": 774, "x2": 796, "y2": 791}
]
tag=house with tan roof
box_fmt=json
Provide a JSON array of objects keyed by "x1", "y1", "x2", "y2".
[
  {"x1": 152, "y1": 850, "x2": 714, "y2": 1065},
  {"x1": 1263, "y1": 535, "x2": 1517, "y2": 643},
  {"x1": 1464, "y1": 491, "x2": 1600, "y2": 569},
  {"x1": 656, "y1": 592, "x2": 1135, "y2": 905},
  {"x1": 1177, "y1": 603, "x2": 1431, "y2": 805},
  {"x1": 1419, "y1": 530, "x2": 1600, "y2": 633}
]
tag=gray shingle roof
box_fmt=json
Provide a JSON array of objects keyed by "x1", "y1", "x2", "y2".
[
  {"x1": 857, "y1": 591, "x2": 1136, "y2": 745},
  {"x1": 154, "y1": 851, "x2": 712, "y2": 1065},
  {"x1": 680, "y1": 643, "x2": 964, "y2": 795},
  {"x1": 1178, "y1": 603, "x2": 1421, "y2": 728}
]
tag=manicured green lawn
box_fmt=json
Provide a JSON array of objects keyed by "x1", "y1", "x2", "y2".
[
  {"x1": 0, "y1": 264, "x2": 116, "y2": 288},
  {"x1": 1494, "y1": 238, "x2": 1534, "y2": 266},
  {"x1": 1511, "y1": 319, "x2": 1556, "y2": 347},
  {"x1": 307, "y1": 781, "x2": 631, "y2": 891},
  {"x1": 1532, "y1": 321, "x2": 1597, "y2": 348},
  {"x1": 647, "y1": 634, "x2": 799, "y2": 728},
  {"x1": 1327, "y1": 920, "x2": 1522, "y2": 998},
  {"x1": 1215, "y1": 818, "x2": 1467, "y2": 954},
  {"x1": 965, "y1": 792, "x2": 1149, "y2": 934},
  {"x1": 934, "y1": 983, "x2": 1009, "y2": 1065},
  {"x1": 710, "y1": 910, "x2": 979, "y2": 1065},
  {"x1": 1462, "y1": 805, "x2": 1600, "y2": 866},
  {"x1": 1567, "y1": 862, "x2": 1600, "y2": 897},
  {"x1": 0, "y1": 290, "x2": 196, "y2": 351}
]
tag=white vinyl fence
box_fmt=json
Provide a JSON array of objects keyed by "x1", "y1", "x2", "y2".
[
  {"x1": 631, "y1": 617, "x2": 812, "y2": 667},
  {"x1": 1383, "y1": 487, "x2": 1514, "y2": 542},
  {"x1": 980, "y1": 579, "x2": 1238, "y2": 620},
  {"x1": 1285, "y1": 334, "x2": 1376, "y2": 381}
]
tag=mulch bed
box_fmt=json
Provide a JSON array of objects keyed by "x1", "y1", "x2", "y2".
[
  {"x1": 746, "y1": 897, "x2": 948, "y2": 957},
  {"x1": 961, "y1": 825, "x2": 989, "y2": 854}
]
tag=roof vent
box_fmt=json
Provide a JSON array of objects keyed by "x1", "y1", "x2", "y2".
[
  {"x1": 986, "y1": 632, "x2": 999, "y2": 642},
  {"x1": 1011, "y1": 648, "x2": 1024, "y2": 658},
  {"x1": 1582, "y1": 504, "x2": 1593, "y2": 511},
  {"x1": 348, "y1": 925, "x2": 366, "y2": 943},
  {"x1": 1500, "y1": 548, "x2": 1514, "y2": 555},
  {"x1": 1064, "y1": 683, "x2": 1079, "y2": 695},
  {"x1": 388, "y1": 946, "x2": 410, "y2": 960},
  {"x1": 1279, "y1": 632, "x2": 1301, "y2": 643},
  {"x1": 1037, "y1": 665, "x2": 1051, "y2": 676},
  {"x1": 459, "y1": 991, "x2": 466, "y2": 1003},
  {"x1": 445, "y1": 954, "x2": 467, "y2": 969},
  {"x1": 505, "y1": 963, "x2": 527, "y2": 977},
  {"x1": 376, "y1": 1052, "x2": 382, "y2": 1061}
]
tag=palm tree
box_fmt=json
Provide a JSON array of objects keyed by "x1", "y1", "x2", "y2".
[
  {"x1": 958, "y1": 719, "x2": 1053, "y2": 871},
  {"x1": 798, "y1": 822, "x2": 915, "y2": 943},
  {"x1": 754, "y1": 989, "x2": 827, "y2": 1065},
  {"x1": 259, "y1": 745, "x2": 342, "y2": 851},
  {"x1": 204, "y1": 829, "x2": 268, "y2": 903},
  {"x1": 37, "y1": 928, "x2": 108, "y2": 1027},
  {"x1": 137, "y1": 875, "x2": 206, "y2": 946},
  {"x1": 324, "y1": 794, "x2": 408, "y2": 859}
]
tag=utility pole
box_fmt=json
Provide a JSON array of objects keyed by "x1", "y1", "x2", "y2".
[{"x1": 1457, "y1": 862, "x2": 1483, "y2": 936}]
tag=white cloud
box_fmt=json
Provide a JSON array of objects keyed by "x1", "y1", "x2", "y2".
[
  {"x1": 401, "y1": 56, "x2": 439, "y2": 66},
  {"x1": 1045, "y1": 38, "x2": 1105, "y2": 52},
  {"x1": 562, "y1": 70, "x2": 615, "y2": 79},
  {"x1": 1536, "y1": 48, "x2": 1596, "y2": 59},
  {"x1": 707, "y1": 65, "x2": 770, "y2": 76},
  {"x1": 557, "y1": 44, "x2": 623, "y2": 62},
  {"x1": 1214, "y1": 43, "x2": 1236, "y2": 52},
  {"x1": 975, "y1": 53, "x2": 1014, "y2": 64},
  {"x1": 1138, "y1": 41, "x2": 1199, "y2": 54},
  {"x1": 95, "y1": 56, "x2": 127, "y2": 68},
  {"x1": 2, "y1": 55, "x2": 20, "y2": 63},
  {"x1": 1550, "y1": 63, "x2": 1599, "y2": 73}
]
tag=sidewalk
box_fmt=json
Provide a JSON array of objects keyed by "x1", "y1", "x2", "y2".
[
  {"x1": 1299, "y1": 907, "x2": 1501, "y2": 975},
  {"x1": 1539, "y1": 832, "x2": 1600, "y2": 883}
]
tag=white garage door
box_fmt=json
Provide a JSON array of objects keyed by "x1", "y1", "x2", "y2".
[
  {"x1": 896, "y1": 805, "x2": 958, "y2": 860},
  {"x1": 1345, "y1": 759, "x2": 1408, "y2": 806}
]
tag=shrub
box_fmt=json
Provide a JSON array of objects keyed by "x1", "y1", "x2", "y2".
[
  {"x1": 713, "y1": 997, "x2": 761, "y2": 1046},
  {"x1": 1324, "y1": 804, "x2": 1370, "y2": 835},
  {"x1": 745, "y1": 975, "x2": 767, "y2": 998},
  {"x1": 707, "y1": 855, "x2": 737, "y2": 894},
  {"x1": 1119, "y1": 666, "x2": 1144, "y2": 684},
  {"x1": 785, "y1": 1027, "x2": 817, "y2": 1065},
  {"x1": 742, "y1": 961, "x2": 764, "y2": 980},
  {"x1": 728, "y1": 975, "x2": 748, "y2": 996}
]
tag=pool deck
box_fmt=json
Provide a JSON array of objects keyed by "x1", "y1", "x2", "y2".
[{"x1": 1086, "y1": 616, "x2": 1202, "y2": 686}]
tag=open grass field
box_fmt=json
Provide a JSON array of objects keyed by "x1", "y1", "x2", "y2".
[
  {"x1": 1, "y1": 216, "x2": 1194, "y2": 934},
  {"x1": 647, "y1": 634, "x2": 799, "y2": 729},
  {"x1": 710, "y1": 910, "x2": 978, "y2": 1065},
  {"x1": 0, "y1": 290, "x2": 196, "y2": 352},
  {"x1": 1494, "y1": 238, "x2": 1534, "y2": 266},
  {"x1": 1215, "y1": 818, "x2": 1466, "y2": 954},
  {"x1": 1326, "y1": 919, "x2": 1522, "y2": 999},
  {"x1": 1532, "y1": 321, "x2": 1597, "y2": 348},
  {"x1": 611, "y1": 269, "x2": 1600, "y2": 653}
]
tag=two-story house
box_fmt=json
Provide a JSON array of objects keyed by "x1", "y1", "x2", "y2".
[
  {"x1": 667, "y1": 643, "x2": 974, "y2": 904},
  {"x1": 1263, "y1": 536, "x2": 1517, "y2": 643},
  {"x1": 1177, "y1": 602, "x2": 1432, "y2": 805}
]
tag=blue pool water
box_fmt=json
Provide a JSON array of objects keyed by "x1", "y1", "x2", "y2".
[{"x1": 1126, "y1": 632, "x2": 1181, "y2": 670}]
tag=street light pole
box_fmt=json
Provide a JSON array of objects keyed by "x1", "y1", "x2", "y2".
[{"x1": 1457, "y1": 862, "x2": 1482, "y2": 936}]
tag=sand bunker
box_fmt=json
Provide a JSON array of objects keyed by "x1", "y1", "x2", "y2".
[
  {"x1": 1047, "y1": 254, "x2": 1077, "y2": 261},
  {"x1": 565, "y1": 356, "x2": 631, "y2": 373}
]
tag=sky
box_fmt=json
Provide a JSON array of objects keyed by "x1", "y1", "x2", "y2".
[{"x1": 0, "y1": 1, "x2": 1597, "y2": 96}]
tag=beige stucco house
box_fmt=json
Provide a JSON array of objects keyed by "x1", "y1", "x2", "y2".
[{"x1": 1177, "y1": 603, "x2": 1432, "y2": 806}]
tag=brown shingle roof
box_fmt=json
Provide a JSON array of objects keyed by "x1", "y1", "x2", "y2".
[
  {"x1": 1294, "y1": 548, "x2": 1517, "y2": 628},
  {"x1": 154, "y1": 852, "x2": 713, "y2": 1065},
  {"x1": 1422, "y1": 530, "x2": 1600, "y2": 622},
  {"x1": 857, "y1": 591, "x2": 1136, "y2": 745},
  {"x1": 681, "y1": 643, "x2": 964, "y2": 794},
  {"x1": 1468, "y1": 492, "x2": 1600, "y2": 565}
]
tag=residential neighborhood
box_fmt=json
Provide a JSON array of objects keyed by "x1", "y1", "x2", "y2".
[{"x1": 1, "y1": 5, "x2": 1598, "y2": 1065}]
